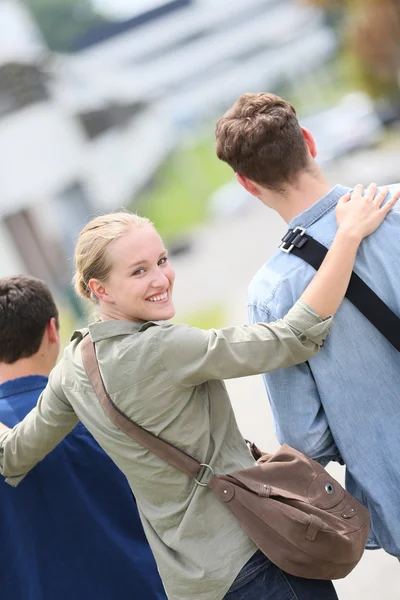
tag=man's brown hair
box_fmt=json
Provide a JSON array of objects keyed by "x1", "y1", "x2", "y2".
[
  {"x1": 215, "y1": 92, "x2": 311, "y2": 191},
  {"x1": 0, "y1": 275, "x2": 59, "y2": 364}
]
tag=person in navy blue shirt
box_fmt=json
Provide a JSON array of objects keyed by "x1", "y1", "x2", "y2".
[{"x1": 0, "y1": 274, "x2": 166, "y2": 600}]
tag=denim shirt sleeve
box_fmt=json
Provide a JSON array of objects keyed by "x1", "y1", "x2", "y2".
[{"x1": 248, "y1": 301, "x2": 342, "y2": 467}]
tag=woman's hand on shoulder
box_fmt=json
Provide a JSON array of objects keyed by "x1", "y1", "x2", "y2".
[{"x1": 336, "y1": 182, "x2": 400, "y2": 241}]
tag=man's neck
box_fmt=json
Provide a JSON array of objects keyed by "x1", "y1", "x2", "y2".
[
  {"x1": 264, "y1": 171, "x2": 332, "y2": 224},
  {"x1": 0, "y1": 357, "x2": 50, "y2": 385}
]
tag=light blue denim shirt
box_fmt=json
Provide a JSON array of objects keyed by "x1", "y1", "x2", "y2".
[{"x1": 248, "y1": 184, "x2": 400, "y2": 556}]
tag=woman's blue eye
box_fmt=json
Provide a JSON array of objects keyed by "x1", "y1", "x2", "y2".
[{"x1": 133, "y1": 268, "x2": 145, "y2": 276}]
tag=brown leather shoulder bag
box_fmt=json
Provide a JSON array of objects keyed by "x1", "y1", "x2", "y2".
[{"x1": 81, "y1": 334, "x2": 370, "y2": 581}]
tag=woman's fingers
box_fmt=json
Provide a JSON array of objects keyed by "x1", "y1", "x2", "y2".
[
  {"x1": 380, "y1": 189, "x2": 400, "y2": 213},
  {"x1": 372, "y1": 186, "x2": 389, "y2": 207},
  {"x1": 349, "y1": 183, "x2": 398, "y2": 211},
  {"x1": 337, "y1": 192, "x2": 351, "y2": 205},
  {"x1": 336, "y1": 182, "x2": 398, "y2": 238},
  {"x1": 351, "y1": 183, "x2": 364, "y2": 200},
  {"x1": 363, "y1": 182, "x2": 377, "y2": 202}
]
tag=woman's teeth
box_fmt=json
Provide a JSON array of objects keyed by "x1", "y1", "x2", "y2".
[{"x1": 148, "y1": 292, "x2": 168, "y2": 302}]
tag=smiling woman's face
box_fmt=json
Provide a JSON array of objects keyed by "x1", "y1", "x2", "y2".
[{"x1": 92, "y1": 224, "x2": 176, "y2": 322}]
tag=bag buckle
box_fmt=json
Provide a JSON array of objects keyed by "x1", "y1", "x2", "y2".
[
  {"x1": 279, "y1": 226, "x2": 307, "y2": 254},
  {"x1": 194, "y1": 463, "x2": 215, "y2": 487}
]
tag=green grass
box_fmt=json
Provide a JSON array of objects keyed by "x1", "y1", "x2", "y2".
[
  {"x1": 58, "y1": 302, "x2": 81, "y2": 351},
  {"x1": 376, "y1": 123, "x2": 400, "y2": 151},
  {"x1": 132, "y1": 135, "x2": 233, "y2": 243},
  {"x1": 57, "y1": 302, "x2": 227, "y2": 357},
  {"x1": 57, "y1": 303, "x2": 227, "y2": 357},
  {"x1": 173, "y1": 304, "x2": 227, "y2": 330}
]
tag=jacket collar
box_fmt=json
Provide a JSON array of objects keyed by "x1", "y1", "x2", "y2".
[{"x1": 71, "y1": 319, "x2": 167, "y2": 343}]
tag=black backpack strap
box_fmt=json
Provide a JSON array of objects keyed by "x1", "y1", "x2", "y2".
[{"x1": 279, "y1": 227, "x2": 400, "y2": 352}]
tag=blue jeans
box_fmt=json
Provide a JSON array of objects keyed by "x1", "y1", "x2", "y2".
[{"x1": 225, "y1": 551, "x2": 339, "y2": 599}]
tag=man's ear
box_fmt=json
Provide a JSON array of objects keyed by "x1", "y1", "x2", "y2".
[
  {"x1": 88, "y1": 279, "x2": 114, "y2": 304},
  {"x1": 301, "y1": 127, "x2": 317, "y2": 158},
  {"x1": 47, "y1": 317, "x2": 59, "y2": 344},
  {"x1": 236, "y1": 173, "x2": 261, "y2": 197}
]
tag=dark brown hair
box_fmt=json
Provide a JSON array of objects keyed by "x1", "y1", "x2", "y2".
[
  {"x1": 0, "y1": 275, "x2": 59, "y2": 364},
  {"x1": 215, "y1": 92, "x2": 312, "y2": 192}
]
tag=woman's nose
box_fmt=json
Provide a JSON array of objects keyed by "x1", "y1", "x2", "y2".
[{"x1": 150, "y1": 270, "x2": 169, "y2": 288}]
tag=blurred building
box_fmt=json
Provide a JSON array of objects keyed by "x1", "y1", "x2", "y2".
[
  {"x1": 0, "y1": 0, "x2": 176, "y2": 306},
  {"x1": 0, "y1": 0, "x2": 87, "y2": 299},
  {"x1": 69, "y1": 0, "x2": 337, "y2": 124},
  {"x1": 0, "y1": 0, "x2": 337, "y2": 311}
]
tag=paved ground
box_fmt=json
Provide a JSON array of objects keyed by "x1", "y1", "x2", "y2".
[{"x1": 171, "y1": 148, "x2": 400, "y2": 599}]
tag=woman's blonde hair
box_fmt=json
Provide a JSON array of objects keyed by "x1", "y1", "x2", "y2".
[{"x1": 73, "y1": 211, "x2": 153, "y2": 302}]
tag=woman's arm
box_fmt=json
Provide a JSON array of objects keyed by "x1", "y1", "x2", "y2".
[
  {"x1": 157, "y1": 184, "x2": 399, "y2": 386},
  {"x1": 301, "y1": 183, "x2": 399, "y2": 318},
  {"x1": 0, "y1": 364, "x2": 79, "y2": 484}
]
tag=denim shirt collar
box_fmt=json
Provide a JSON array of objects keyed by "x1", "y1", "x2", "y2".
[
  {"x1": 0, "y1": 375, "x2": 48, "y2": 399},
  {"x1": 289, "y1": 185, "x2": 352, "y2": 230}
]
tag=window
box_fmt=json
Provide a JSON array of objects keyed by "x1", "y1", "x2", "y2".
[
  {"x1": 0, "y1": 63, "x2": 48, "y2": 118},
  {"x1": 77, "y1": 100, "x2": 147, "y2": 139}
]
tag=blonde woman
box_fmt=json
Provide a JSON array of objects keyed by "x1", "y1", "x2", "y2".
[{"x1": 0, "y1": 184, "x2": 397, "y2": 600}]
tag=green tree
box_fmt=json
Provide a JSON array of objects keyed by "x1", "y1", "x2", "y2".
[
  {"x1": 305, "y1": 0, "x2": 400, "y2": 98},
  {"x1": 23, "y1": 0, "x2": 107, "y2": 52}
]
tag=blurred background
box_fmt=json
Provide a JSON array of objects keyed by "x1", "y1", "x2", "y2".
[
  {"x1": 1, "y1": 0, "x2": 399, "y2": 595},
  {"x1": 1, "y1": 0, "x2": 399, "y2": 331}
]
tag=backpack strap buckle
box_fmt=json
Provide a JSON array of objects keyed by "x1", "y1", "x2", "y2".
[{"x1": 279, "y1": 226, "x2": 307, "y2": 254}]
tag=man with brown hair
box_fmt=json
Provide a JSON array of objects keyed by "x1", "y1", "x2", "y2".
[
  {"x1": 0, "y1": 275, "x2": 166, "y2": 600},
  {"x1": 215, "y1": 92, "x2": 400, "y2": 560}
]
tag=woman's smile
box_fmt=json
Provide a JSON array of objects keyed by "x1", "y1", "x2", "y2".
[{"x1": 146, "y1": 290, "x2": 169, "y2": 303}]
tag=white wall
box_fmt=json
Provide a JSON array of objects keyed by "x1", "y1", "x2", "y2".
[
  {"x1": 0, "y1": 103, "x2": 86, "y2": 214},
  {"x1": 84, "y1": 107, "x2": 176, "y2": 210},
  {"x1": 0, "y1": 0, "x2": 46, "y2": 63},
  {"x1": 0, "y1": 93, "x2": 175, "y2": 217},
  {"x1": 75, "y1": 0, "x2": 274, "y2": 68},
  {"x1": 0, "y1": 220, "x2": 26, "y2": 276},
  {"x1": 64, "y1": 0, "x2": 329, "y2": 124}
]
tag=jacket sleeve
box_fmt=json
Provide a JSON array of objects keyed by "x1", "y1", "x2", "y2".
[
  {"x1": 0, "y1": 363, "x2": 79, "y2": 486},
  {"x1": 155, "y1": 300, "x2": 332, "y2": 388},
  {"x1": 249, "y1": 302, "x2": 342, "y2": 466}
]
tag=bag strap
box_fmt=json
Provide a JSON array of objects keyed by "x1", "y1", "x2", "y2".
[
  {"x1": 279, "y1": 227, "x2": 400, "y2": 352},
  {"x1": 80, "y1": 335, "x2": 202, "y2": 479}
]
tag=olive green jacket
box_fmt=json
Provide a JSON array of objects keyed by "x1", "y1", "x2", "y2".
[{"x1": 0, "y1": 300, "x2": 331, "y2": 600}]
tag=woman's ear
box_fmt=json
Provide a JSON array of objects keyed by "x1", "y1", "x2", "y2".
[{"x1": 88, "y1": 279, "x2": 114, "y2": 304}]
